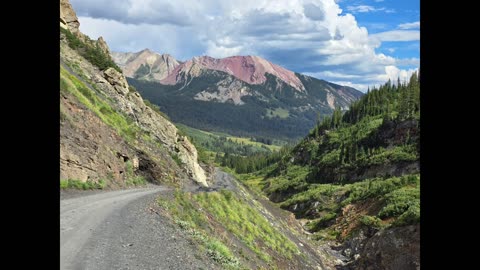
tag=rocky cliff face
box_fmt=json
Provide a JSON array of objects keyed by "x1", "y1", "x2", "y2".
[
  {"x1": 60, "y1": 0, "x2": 79, "y2": 32},
  {"x1": 60, "y1": 0, "x2": 207, "y2": 187},
  {"x1": 111, "y1": 50, "x2": 180, "y2": 81},
  {"x1": 340, "y1": 225, "x2": 420, "y2": 270}
]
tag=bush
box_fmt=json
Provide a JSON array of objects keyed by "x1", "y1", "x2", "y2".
[
  {"x1": 306, "y1": 212, "x2": 337, "y2": 231},
  {"x1": 126, "y1": 175, "x2": 147, "y2": 186},
  {"x1": 60, "y1": 27, "x2": 121, "y2": 72},
  {"x1": 378, "y1": 186, "x2": 420, "y2": 219},
  {"x1": 393, "y1": 201, "x2": 420, "y2": 226},
  {"x1": 60, "y1": 179, "x2": 106, "y2": 190},
  {"x1": 144, "y1": 99, "x2": 171, "y2": 120},
  {"x1": 170, "y1": 152, "x2": 183, "y2": 166},
  {"x1": 60, "y1": 179, "x2": 69, "y2": 189},
  {"x1": 360, "y1": 215, "x2": 384, "y2": 229},
  {"x1": 128, "y1": 85, "x2": 138, "y2": 93}
]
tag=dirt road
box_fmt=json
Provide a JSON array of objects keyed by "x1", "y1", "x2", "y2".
[{"x1": 60, "y1": 186, "x2": 216, "y2": 270}]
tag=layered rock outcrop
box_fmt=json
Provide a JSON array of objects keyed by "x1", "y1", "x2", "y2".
[
  {"x1": 60, "y1": 0, "x2": 207, "y2": 187},
  {"x1": 60, "y1": 0, "x2": 79, "y2": 32}
]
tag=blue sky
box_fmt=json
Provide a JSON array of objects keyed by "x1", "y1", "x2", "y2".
[
  {"x1": 70, "y1": 0, "x2": 419, "y2": 91},
  {"x1": 340, "y1": 0, "x2": 419, "y2": 70}
]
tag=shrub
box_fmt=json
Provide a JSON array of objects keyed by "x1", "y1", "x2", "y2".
[
  {"x1": 128, "y1": 85, "x2": 138, "y2": 93},
  {"x1": 126, "y1": 175, "x2": 147, "y2": 186},
  {"x1": 60, "y1": 179, "x2": 106, "y2": 190},
  {"x1": 306, "y1": 212, "x2": 337, "y2": 231},
  {"x1": 144, "y1": 99, "x2": 171, "y2": 121},
  {"x1": 60, "y1": 27, "x2": 121, "y2": 72},
  {"x1": 170, "y1": 152, "x2": 183, "y2": 166},
  {"x1": 60, "y1": 179, "x2": 68, "y2": 189},
  {"x1": 393, "y1": 201, "x2": 420, "y2": 226},
  {"x1": 378, "y1": 186, "x2": 420, "y2": 219},
  {"x1": 360, "y1": 215, "x2": 384, "y2": 229}
]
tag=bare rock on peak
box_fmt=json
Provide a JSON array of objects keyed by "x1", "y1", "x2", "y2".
[
  {"x1": 111, "y1": 50, "x2": 180, "y2": 81},
  {"x1": 60, "y1": 0, "x2": 79, "y2": 33},
  {"x1": 97, "y1": 37, "x2": 111, "y2": 56},
  {"x1": 161, "y1": 55, "x2": 306, "y2": 92}
]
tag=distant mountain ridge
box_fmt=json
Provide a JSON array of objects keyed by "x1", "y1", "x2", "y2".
[
  {"x1": 161, "y1": 55, "x2": 306, "y2": 92},
  {"x1": 111, "y1": 49, "x2": 180, "y2": 81},
  {"x1": 113, "y1": 49, "x2": 363, "y2": 139}
]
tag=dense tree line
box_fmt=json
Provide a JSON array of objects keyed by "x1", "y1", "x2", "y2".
[{"x1": 311, "y1": 71, "x2": 420, "y2": 136}]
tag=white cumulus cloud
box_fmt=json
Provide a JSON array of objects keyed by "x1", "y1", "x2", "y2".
[
  {"x1": 72, "y1": 0, "x2": 419, "y2": 92},
  {"x1": 398, "y1": 21, "x2": 420, "y2": 29},
  {"x1": 346, "y1": 5, "x2": 394, "y2": 13},
  {"x1": 370, "y1": 30, "x2": 420, "y2": 42}
]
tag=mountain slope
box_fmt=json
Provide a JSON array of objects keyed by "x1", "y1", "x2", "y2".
[
  {"x1": 161, "y1": 55, "x2": 306, "y2": 91},
  {"x1": 60, "y1": 1, "x2": 207, "y2": 188},
  {"x1": 119, "y1": 51, "x2": 362, "y2": 140},
  {"x1": 111, "y1": 49, "x2": 180, "y2": 81},
  {"x1": 223, "y1": 73, "x2": 420, "y2": 269}
]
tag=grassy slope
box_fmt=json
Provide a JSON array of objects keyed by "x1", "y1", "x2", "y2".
[
  {"x1": 156, "y1": 188, "x2": 301, "y2": 269},
  {"x1": 61, "y1": 66, "x2": 139, "y2": 143},
  {"x1": 60, "y1": 66, "x2": 151, "y2": 189}
]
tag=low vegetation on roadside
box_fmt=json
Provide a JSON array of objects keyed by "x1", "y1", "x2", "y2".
[
  {"x1": 60, "y1": 179, "x2": 106, "y2": 190},
  {"x1": 156, "y1": 188, "x2": 300, "y2": 269}
]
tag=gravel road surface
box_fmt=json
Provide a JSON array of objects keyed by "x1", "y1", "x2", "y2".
[{"x1": 60, "y1": 186, "x2": 216, "y2": 270}]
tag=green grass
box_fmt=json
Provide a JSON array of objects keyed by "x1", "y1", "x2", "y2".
[
  {"x1": 60, "y1": 66, "x2": 140, "y2": 143},
  {"x1": 266, "y1": 108, "x2": 290, "y2": 119},
  {"x1": 156, "y1": 189, "x2": 299, "y2": 267},
  {"x1": 157, "y1": 192, "x2": 241, "y2": 269},
  {"x1": 125, "y1": 175, "x2": 147, "y2": 186},
  {"x1": 176, "y1": 123, "x2": 283, "y2": 156},
  {"x1": 194, "y1": 190, "x2": 298, "y2": 262},
  {"x1": 226, "y1": 136, "x2": 282, "y2": 152},
  {"x1": 264, "y1": 165, "x2": 310, "y2": 196},
  {"x1": 60, "y1": 179, "x2": 106, "y2": 190},
  {"x1": 170, "y1": 152, "x2": 183, "y2": 166}
]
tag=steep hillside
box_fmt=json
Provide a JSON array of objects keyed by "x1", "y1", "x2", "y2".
[
  {"x1": 224, "y1": 73, "x2": 420, "y2": 269},
  {"x1": 114, "y1": 50, "x2": 362, "y2": 140},
  {"x1": 60, "y1": 0, "x2": 208, "y2": 189}
]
